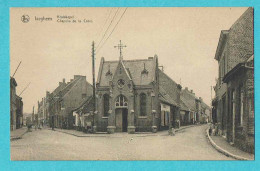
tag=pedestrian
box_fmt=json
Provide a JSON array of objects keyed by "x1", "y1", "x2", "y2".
[{"x1": 209, "y1": 122, "x2": 213, "y2": 135}]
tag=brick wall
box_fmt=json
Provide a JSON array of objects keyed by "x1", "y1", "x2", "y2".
[{"x1": 227, "y1": 8, "x2": 254, "y2": 72}]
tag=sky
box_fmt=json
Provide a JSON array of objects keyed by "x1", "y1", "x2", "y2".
[{"x1": 10, "y1": 7, "x2": 248, "y2": 113}]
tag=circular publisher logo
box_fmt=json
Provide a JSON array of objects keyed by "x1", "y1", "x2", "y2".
[{"x1": 21, "y1": 15, "x2": 30, "y2": 23}]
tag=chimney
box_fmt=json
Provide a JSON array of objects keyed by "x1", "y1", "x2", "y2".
[
  {"x1": 74, "y1": 75, "x2": 81, "y2": 79},
  {"x1": 148, "y1": 57, "x2": 153, "y2": 60},
  {"x1": 185, "y1": 87, "x2": 188, "y2": 90},
  {"x1": 46, "y1": 91, "x2": 50, "y2": 97},
  {"x1": 63, "y1": 78, "x2": 65, "y2": 83},
  {"x1": 191, "y1": 90, "x2": 193, "y2": 93}
]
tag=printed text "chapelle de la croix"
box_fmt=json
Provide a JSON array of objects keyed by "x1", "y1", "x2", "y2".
[{"x1": 34, "y1": 15, "x2": 93, "y2": 23}]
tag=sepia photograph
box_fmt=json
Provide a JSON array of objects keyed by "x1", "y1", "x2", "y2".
[{"x1": 10, "y1": 7, "x2": 254, "y2": 161}]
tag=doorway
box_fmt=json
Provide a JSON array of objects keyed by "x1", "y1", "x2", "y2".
[
  {"x1": 122, "y1": 108, "x2": 128, "y2": 132},
  {"x1": 115, "y1": 108, "x2": 128, "y2": 132}
]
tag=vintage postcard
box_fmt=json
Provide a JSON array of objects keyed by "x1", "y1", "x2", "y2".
[{"x1": 10, "y1": 7, "x2": 254, "y2": 161}]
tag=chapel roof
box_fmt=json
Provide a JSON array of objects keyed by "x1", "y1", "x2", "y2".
[{"x1": 97, "y1": 57, "x2": 156, "y2": 86}]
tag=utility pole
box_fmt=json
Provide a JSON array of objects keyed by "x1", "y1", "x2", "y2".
[
  {"x1": 32, "y1": 106, "x2": 35, "y2": 125},
  {"x1": 92, "y1": 41, "x2": 96, "y2": 131},
  {"x1": 19, "y1": 82, "x2": 31, "y2": 96},
  {"x1": 12, "y1": 61, "x2": 22, "y2": 77},
  {"x1": 211, "y1": 86, "x2": 213, "y2": 101}
]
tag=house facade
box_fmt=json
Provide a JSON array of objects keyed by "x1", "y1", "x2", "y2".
[
  {"x1": 72, "y1": 96, "x2": 95, "y2": 131},
  {"x1": 223, "y1": 55, "x2": 254, "y2": 153},
  {"x1": 95, "y1": 54, "x2": 181, "y2": 134},
  {"x1": 212, "y1": 7, "x2": 254, "y2": 153},
  {"x1": 47, "y1": 75, "x2": 93, "y2": 129}
]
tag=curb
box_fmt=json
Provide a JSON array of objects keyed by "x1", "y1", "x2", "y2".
[
  {"x1": 53, "y1": 129, "x2": 109, "y2": 138},
  {"x1": 52, "y1": 124, "x2": 201, "y2": 138},
  {"x1": 53, "y1": 129, "x2": 159, "y2": 138},
  {"x1": 206, "y1": 128, "x2": 250, "y2": 160},
  {"x1": 10, "y1": 130, "x2": 29, "y2": 141}
]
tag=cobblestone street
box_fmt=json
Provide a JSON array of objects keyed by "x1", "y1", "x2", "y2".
[{"x1": 11, "y1": 125, "x2": 232, "y2": 160}]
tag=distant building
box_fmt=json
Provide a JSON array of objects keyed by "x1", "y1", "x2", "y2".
[
  {"x1": 94, "y1": 55, "x2": 181, "y2": 133},
  {"x1": 10, "y1": 77, "x2": 24, "y2": 130},
  {"x1": 180, "y1": 87, "x2": 210, "y2": 125},
  {"x1": 15, "y1": 95, "x2": 23, "y2": 129},
  {"x1": 181, "y1": 88, "x2": 199, "y2": 124},
  {"x1": 37, "y1": 97, "x2": 48, "y2": 127},
  {"x1": 200, "y1": 98, "x2": 211, "y2": 123},
  {"x1": 10, "y1": 77, "x2": 17, "y2": 131},
  {"x1": 212, "y1": 7, "x2": 254, "y2": 153}
]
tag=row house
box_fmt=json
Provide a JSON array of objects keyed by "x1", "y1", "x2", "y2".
[
  {"x1": 72, "y1": 96, "x2": 95, "y2": 131},
  {"x1": 180, "y1": 88, "x2": 211, "y2": 126},
  {"x1": 180, "y1": 95, "x2": 192, "y2": 126},
  {"x1": 47, "y1": 75, "x2": 93, "y2": 129},
  {"x1": 180, "y1": 88, "x2": 201, "y2": 125},
  {"x1": 10, "y1": 77, "x2": 17, "y2": 131},
  {"x1": 92, "y1": 54, "x2": 181, "y2": 134},
  {"x1": 158, "y1": 69, "x2": 182, "y2": 130},
  {"x1": 212, "y1": 7, "x2": 254, "y2": 153}
]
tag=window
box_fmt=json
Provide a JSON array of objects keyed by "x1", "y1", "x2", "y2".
[
  {"x1": 115, "y1": 95, "x2": 128, "y2": 108},
  {"x1": 232, "y1": 90, "x2": 235, "y2": 122},
  {"x1": 140, "y1": 93, "x2": 147, "y2": 116},
  {"x1": 223, "y1": 55, "x2": 226, "y2": 75},
  {"x1": 103, "y1": 94, "x2": 110, "y2": 117},
  {"x1": 238, "y1": 86, "x2": 244, "y2": 126},
  {"x1": 117, "y1": 79, "x2": 125, "y2": 88}
]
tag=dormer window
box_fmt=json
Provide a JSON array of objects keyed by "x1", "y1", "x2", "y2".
[
  {"x1": 106, "y1": 65, "x2": 113, "y2": 77},
  {"x1": 141, "y1": 63, "x2": 148, "y2": 75}
]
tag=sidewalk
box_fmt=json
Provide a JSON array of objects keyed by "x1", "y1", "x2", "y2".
[
  {"x1": 10, "y1": 127, "x2": 28, "y2": 141},
  {"x1": 50, "y1": 124, "x2": 201, "y2": 138},
  {"x1": 206, "y1": 129, "x2": 254, "y2": 160}
]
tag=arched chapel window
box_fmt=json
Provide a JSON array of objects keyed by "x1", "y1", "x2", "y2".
[
  {"x1": 103, "y1": 94, "x2": 110, "y2": 116},
  {"x1": 140, "y1": 93, "x2": 147, "y2": 116},
  {"x1": 115, "y1": 95, "x2": 128, "y2": 108}
]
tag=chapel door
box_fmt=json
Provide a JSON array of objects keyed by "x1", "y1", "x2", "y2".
[
  {"x1": 122, "y1": 108, "x2": 128, "y2": 132},
  {"x1": 115, "y1": 109, "x2": 123, "y2": 132}
]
